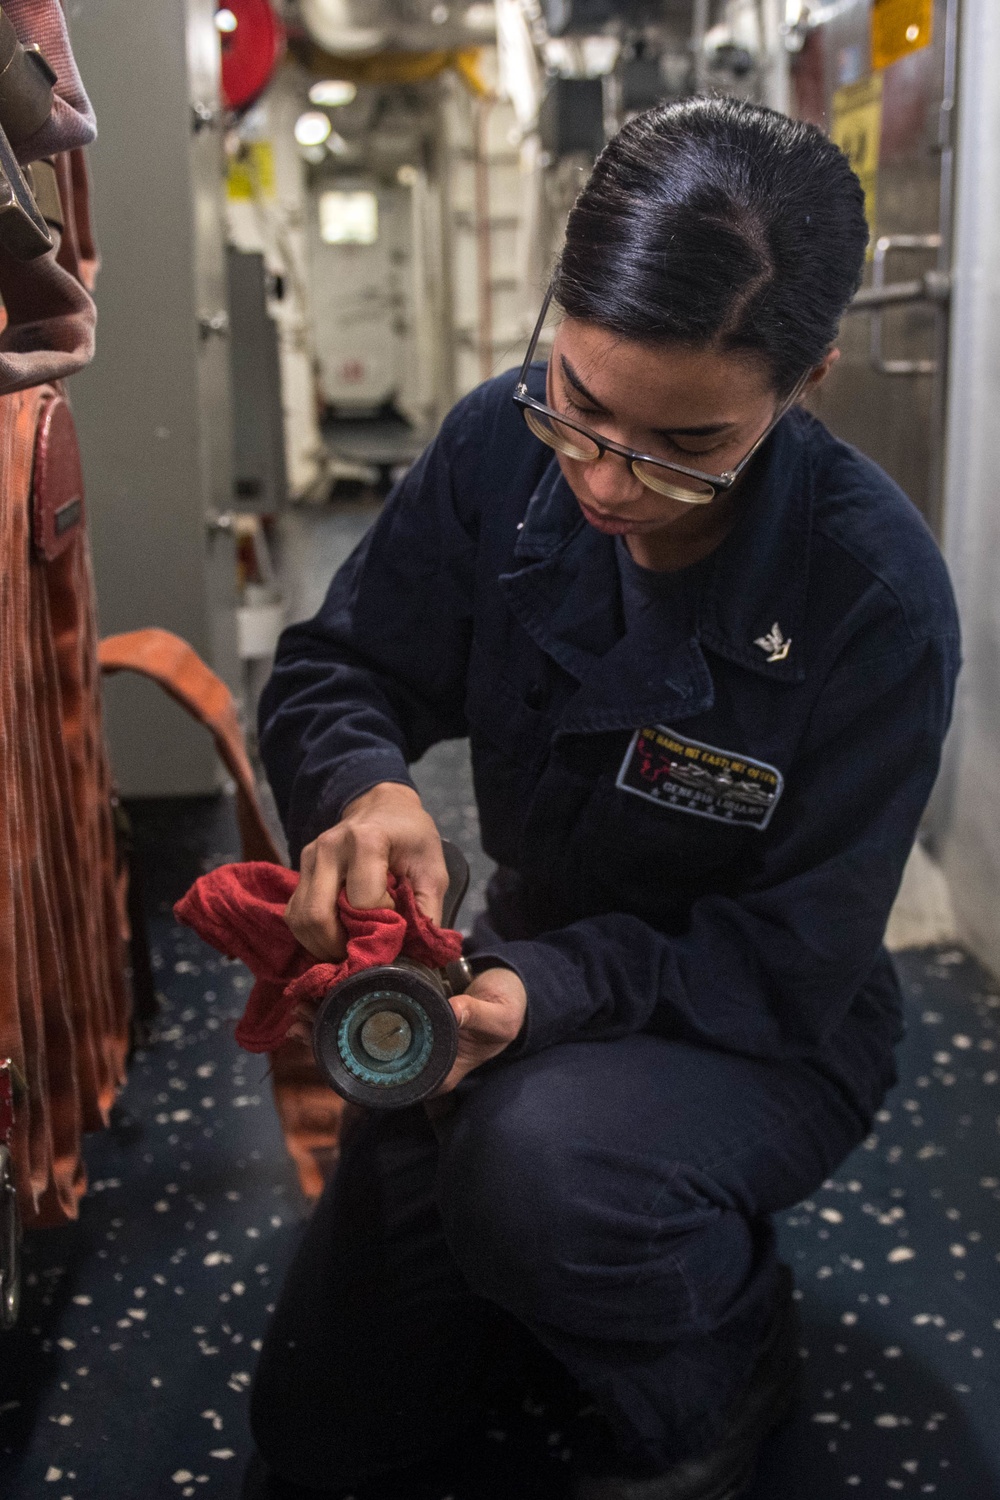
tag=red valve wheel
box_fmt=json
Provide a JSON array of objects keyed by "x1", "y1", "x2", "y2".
[{"x1": 218, "y1": 0, "x2": 286, "y2": 114}]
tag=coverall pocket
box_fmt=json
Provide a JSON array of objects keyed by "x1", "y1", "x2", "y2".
[{"x1": 563, "y1": 762, "x2": 756, "y2": 923}]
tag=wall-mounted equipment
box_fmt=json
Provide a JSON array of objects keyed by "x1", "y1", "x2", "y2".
[
  {"x1": 299, "y1": 0, "x2": 495, "y2": 56},
  {"x1": 541, "y1": 0, "x2": 662, "y2": 38},
  {"x1": 218, "y1": 0, "x2": 286, "y2": 113},
  {"x1": 539, "y1": 75, "x2": 605, "y2": 159}
]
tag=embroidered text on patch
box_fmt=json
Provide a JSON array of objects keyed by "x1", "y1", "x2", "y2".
[
  {"x1": 754, "y1": 622, "x2": 791, "y2": 662},
  {"x1": 616, "y1": 726, "x2": 784, "y2": 831}
]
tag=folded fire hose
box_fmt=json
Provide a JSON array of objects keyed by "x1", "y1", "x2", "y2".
[
  {"x1": 0, "y1": 3, "x2": 342, "y2": 1333},
  {"x1": 0, "y1": 379, "x2": 130, "y2": 1247},
  {"x1": 0, "y1": 3, "x2": 107, "y2": 1333}
]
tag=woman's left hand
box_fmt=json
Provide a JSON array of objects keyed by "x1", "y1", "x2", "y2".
[{"x1": 435, "y1": 967, "x2": 528, "y2": 1094}]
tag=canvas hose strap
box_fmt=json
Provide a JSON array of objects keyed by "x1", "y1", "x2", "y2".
[
  {"x1": 96, "y1": 629, "x2": 345, "y2": 1200},
  {"x1": 97, "y1": 630, "x2": 284, "y2": 867}
]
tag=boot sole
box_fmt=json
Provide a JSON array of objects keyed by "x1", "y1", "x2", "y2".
[{"x1": 700, "y1": 1363, "x2": 801, "y2": 1500}]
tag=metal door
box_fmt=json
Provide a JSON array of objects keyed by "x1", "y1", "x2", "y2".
[
  {"x1": 308, "y1": 181, "x2": 413, "y2": 412},
  {"x1": 789, "y1": 0, "x2": 958, "y2": 536}
]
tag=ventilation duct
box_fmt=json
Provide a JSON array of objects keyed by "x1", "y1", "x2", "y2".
[{"x1": 299, "y1": 0, "x2": 495, "y2": 56}]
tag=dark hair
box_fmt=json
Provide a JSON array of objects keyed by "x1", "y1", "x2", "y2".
[{"x1": 552, "y1": 96, "x2": 868, "y2": 395}]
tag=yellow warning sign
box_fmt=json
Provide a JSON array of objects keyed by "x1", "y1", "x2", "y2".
[
  {"x1": 227, "y1": 142, "x2": 276, "y2": 202},
  {"x1": 872, "y1": 0, "x2": 934, "y2": 70},
  {"x1": 830, "y1": 73, "x2": 883, "y2": 247}
]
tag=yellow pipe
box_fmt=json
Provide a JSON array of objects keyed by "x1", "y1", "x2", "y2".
[{"x1": 289, "y1": 38, "x2": 492, "y2": 96}]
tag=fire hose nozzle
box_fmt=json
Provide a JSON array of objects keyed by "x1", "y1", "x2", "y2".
[{"x1": 312, "y1": 841, "x2": 472, "y2": 1111}]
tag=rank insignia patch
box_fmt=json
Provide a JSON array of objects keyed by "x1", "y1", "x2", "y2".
[
  {"x1": 754, "y1": 622, "x2": 791, "y2": 662},
  {"x1": 616, "y1": 726, "x2": 784, "y2": 831}
]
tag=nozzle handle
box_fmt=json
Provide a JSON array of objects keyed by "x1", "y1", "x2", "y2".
[{"x1": 439, "y1": 838, "x2": 470, "y2": 931}]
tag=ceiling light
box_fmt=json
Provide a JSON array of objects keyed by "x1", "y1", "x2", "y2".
[
  {"x1": 309, "y1": 79, "x2": 358, "y2": 107},
  {"x1": 294, "y1": 110, "x2": 333, "y2": 146},
  {"x1": 215, "y1": 7, "x2": 238, "y2": 32}
]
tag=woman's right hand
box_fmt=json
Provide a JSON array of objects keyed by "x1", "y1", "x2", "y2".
[{"x1": 283, "y1": 782, "x2": 449, "y2": 962}]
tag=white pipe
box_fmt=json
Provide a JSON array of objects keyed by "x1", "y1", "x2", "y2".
[
  {"x1": 934, "y1": 0, "x2": 1000, "y2": 976},
  {"x1": 692, "y1": 0, "x2": 711, "y2": 95}
]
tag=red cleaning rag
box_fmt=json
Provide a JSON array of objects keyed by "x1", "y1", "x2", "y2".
[{"x1": 173, "y1": 862, "x2": 464, "y2": 1054}]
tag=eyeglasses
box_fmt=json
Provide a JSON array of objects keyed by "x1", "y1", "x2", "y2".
[{"x1": 513, "y1": 288, "x2": 808, "y2": 505}]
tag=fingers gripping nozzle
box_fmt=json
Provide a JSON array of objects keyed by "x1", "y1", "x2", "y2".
[{"x1": 311, "y1": 841, "x2": 474, "y2": 1110}]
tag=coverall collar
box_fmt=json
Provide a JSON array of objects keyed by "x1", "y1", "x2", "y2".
[{"x1": 500, "y1": 409, "x2": 812, "y2": 734}]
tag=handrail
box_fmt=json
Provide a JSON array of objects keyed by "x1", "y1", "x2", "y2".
[
  {"x1": 843, "y1": 235, "x2": 950, "y2": 376},
  {"x1": 846, "y1": 269, "x2": 951, "y2": 312}
]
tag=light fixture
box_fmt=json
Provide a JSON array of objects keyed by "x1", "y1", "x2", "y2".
[
  {"x1": 309, "y1": 79, "x2": 358, "y2": 107},
  {"x1": 319, "y1": 190, "x2": 379, "y2": 245},
  {"x1": 397, "y1": 164, "x2": 419, "y2": 186},
  {"x1": 215, "y1": 7, "x2": 238, "y2": 32},
  {"x1": 430, "y1": 3, "x2": 449, "y2": 22},
  {"x1": 294, "y1": 110, "x2": 333, "y2": 146}
]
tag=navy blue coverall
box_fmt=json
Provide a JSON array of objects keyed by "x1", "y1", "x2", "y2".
[{"x1": 251, "y1": 365, "x2": 960, "y2": 1490}]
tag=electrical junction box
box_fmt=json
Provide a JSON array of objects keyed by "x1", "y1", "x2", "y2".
[{"x1": 539, "y1": 77, "x2": 605, "y2": 160}]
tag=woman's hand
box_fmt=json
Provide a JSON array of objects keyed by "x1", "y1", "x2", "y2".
[
  {"x1": 284, "y1": 782, "x2": 449, "y2": 961},
  {"x1": 434, "y1": 966, "x2": 528, "y2": 1094}
]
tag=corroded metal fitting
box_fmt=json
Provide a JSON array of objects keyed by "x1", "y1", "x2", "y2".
[{"x1": 0, "y1": 8, "x2": 56, "y2": 147}]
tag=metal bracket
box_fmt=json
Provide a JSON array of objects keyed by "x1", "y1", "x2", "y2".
[
  {"x1": 198, "y1": 310, "x2": 230, "y2": 340},
  {"x1": 0, "y1": 1060, "x2": 16, "y2": 1146},
  {"x1": 0, "y1": 1060, "x2": 23, "y2": 1329},
  {"x1": 204, "y1": 508, "x2": 235, "y2": 536},
  {"x1": 191, "y1": 101, "x2": 220, "y2": 133},
  {"x1": 867, "y1": 234, "x2": 945, "y2": 375}
]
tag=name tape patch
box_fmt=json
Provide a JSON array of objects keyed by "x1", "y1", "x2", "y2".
[{"x1": 616, "y1": 726, "x2": 783, "y2": 831}]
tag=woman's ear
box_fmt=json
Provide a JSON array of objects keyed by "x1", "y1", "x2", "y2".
[{"x1": 806, "y1": 347, "x2": 841, "y2": 390}]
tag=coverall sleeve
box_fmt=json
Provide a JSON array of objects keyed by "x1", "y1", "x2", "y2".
[
  {"x1": 258, "y1": 396, "x2": 483, "y2": 865},
  {"x1": 474, "y1": 626, "x2": 960, "y2": 1059}
]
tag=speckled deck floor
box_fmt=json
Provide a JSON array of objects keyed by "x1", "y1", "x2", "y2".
[{"x1": 2, "y1": 771, "x2": 999, "y2": 1500}]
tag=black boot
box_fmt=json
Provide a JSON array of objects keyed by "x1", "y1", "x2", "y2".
[
  {"x1": 572, "y1": 1270, "x2": 801, "y2": 1500},
  {"x1": 240, "y1": 1447, "x2": 467, "y2": 1500}
]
